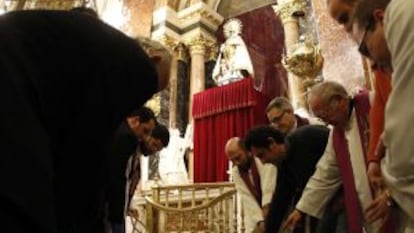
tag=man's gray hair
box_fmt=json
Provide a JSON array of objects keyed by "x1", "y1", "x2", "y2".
[
  {"x1": 308, "y1": 81, "x2": 348, "y2": 104},
  {"x1": 266, "y1": 97, "x2": 293, "y2": 113},
  {"x1": 135, "y1": 36, "x2": 172, "y2": 60}
]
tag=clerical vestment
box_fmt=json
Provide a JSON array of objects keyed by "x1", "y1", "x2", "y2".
[
  {"x1": 383, "y1": 0, "x2": 414, "y2": 224},
  {"x1": 231, "y1": 157, "x2": 276, "y2": 233},
  {"x1": 296, "y1": 100, "x2": 383, "y2": 233}
]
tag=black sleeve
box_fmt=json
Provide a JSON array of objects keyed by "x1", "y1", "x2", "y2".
[
  {"x1": 287, "y1": 125, "x2": 330, "y2": 186},
  {"x1": 264, "y1": 167, "x2": 295, "y2": 233},
  {"x1": 106, "y1": 128, "x2": 137, "y2": 224},
  {"x1": 0, "y1": 202, "x2": 41, "y2": 233},
  {"x1": 0, "y1": 10, "x2": 159, "y2": 232},
  {"x1": 106, "y1": 155, "x2": 129, "y2": 224}
]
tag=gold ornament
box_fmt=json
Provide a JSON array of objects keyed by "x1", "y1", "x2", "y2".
[{"x1": 282, "y1": 35, "x2": 324, "y2": 79}]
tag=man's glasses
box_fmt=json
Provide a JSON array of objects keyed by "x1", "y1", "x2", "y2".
[
  {"x1": 270, "y1": 111, "x2": 286, "y2": 124},
  {"x1": 311, "y1": 97, "x2": 338, "y2": 120},
  {"x1": 358, "y1": 20, "x2": 375, "y2": 58}
]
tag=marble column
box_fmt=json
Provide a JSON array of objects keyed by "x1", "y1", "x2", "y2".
[
  {"x1": 168, "y1": 55, "x2": 179, "y2": 129},
  {"x1": 273, "y1": 0, "x2": 307, "y2": 110},
  {"x1": 188, "y1": 36, "x2": 207, "y2": 121},
  {"x1": 186, "y1": 36, "x2": 208, "y2": 182}
]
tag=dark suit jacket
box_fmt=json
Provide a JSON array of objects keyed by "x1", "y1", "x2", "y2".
[
  {"x1": 265, "y1": 125, "x2": 329, "y2": 233},
  {"x1": 0, "y1": 10, "x2": 158, "y2": 233},
  {"x1": 106, "y1": 122, "x2": 139, "y2": 225},
  {"x1": 295, "y1": 114, "x2": 310, "y2": 127}
]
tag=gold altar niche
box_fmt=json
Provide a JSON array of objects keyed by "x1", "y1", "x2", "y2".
[{"x1": 135, "y1": 182, "x2": 244, "y2": 233}]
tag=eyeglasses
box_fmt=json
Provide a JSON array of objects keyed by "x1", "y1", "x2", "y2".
[
  {"x1": 312, "y1": 107, "x2": 332, "y2": 121},
  {"x1": 311, "y1": 97, "x2": 338, "y2": 120},
  {"x1": 358, "y1": 20, "x2": 375, "y2": 58},
  {"x1": 358, "y1": 28, "x2": 370, "y2": 58},
  {"x1": 270, "y1": 111, "x2": 286, "y2": 125}
]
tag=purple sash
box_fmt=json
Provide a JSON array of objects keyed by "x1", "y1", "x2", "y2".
[
  {"x1": 333, "y1": 92, "x2": 395, "y2": 233},
  {"x1": 333, "y1": 127, "x2": 364, "y2": 233},
  {"x1": 239, "y1": 159, "x2": 262, "y2": 206},
  {"x1": 332, "y1": 92, "x2": 370, "y2": 233}
]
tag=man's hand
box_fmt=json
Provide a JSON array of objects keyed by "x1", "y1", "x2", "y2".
[
  {"x1": 127, "y1": 208, "x2": 139, "y2": 218},
  {"x1": 262, "y1": 205, "x2": 269, "y2": 218},
  {"x1": 257, "y1": 221, "x2": 265, "y2": 232},
  {"x1": 368, "y1": 134, "x2": 386, "y2": 192},
  {"x1": 365, "y1": 190, "x2": 392, "y2": 225},
  {"x1": 374, "y1": 134, "x2": 386, "y2": 160},
  {"x1": 367, "y1": 162, "x2": 385, "y2": 192},
  {"x1": 282, "y1": 209, "x2": 303, "y2": 231}
]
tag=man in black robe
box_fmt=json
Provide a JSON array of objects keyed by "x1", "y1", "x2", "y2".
[{"x1": 0, "y1": 9, "x2": 171, "y2": 233}]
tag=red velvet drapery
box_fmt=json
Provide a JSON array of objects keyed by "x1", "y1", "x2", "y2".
[{"x1": 192, "y1": 78, "x2": 268, "y2": 182}]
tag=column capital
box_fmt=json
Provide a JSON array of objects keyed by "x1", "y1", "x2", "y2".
[
  {"x1": 272, "y1": 0, "x2": 306, "y2": 24},
  {"x1": 179, "y1": 1, "x2": 223, "y2": 52},
  {"x1": 154, "y1": 34, "x2": 180, "y2": 52},
  {"x1": 186, "y1": 35, "x2": 212, "y2": 56}
]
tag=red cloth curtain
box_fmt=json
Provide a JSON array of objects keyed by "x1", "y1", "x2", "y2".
[{"x1": 192, "y1": 78, "x2": 268, "y2": 182}]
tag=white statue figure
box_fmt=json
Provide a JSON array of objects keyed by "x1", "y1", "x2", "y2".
[
  {"x1": 158, "y1": 128, "x2": 189, "y2": 185},
  {"x1": 212, "y1": 18, "x2": 254, "y2": 86}
]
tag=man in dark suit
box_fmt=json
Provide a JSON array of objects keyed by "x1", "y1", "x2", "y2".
[
  {"x1": 0, "y1": 10, "x2": 171, "y2": 233},
  {"x1": 245, "y1": 125, "x2": 330, "y2": 233},
  {"x1": 105, "y1": 107, "x2": 157, "y2": 233},
  {"x1": 106, "y1": 117, "x2": 170, "y2": 233}
]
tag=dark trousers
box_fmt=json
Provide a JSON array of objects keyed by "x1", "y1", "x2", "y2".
[{"x1": 316, "y1": 209, "x2": 347, "y2": 233}]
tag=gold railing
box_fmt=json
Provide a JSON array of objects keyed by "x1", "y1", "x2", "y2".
[{"x1": 144, "y1": 182, "x2": 242, "y2": 233}]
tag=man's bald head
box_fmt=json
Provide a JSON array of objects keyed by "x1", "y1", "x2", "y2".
[
  {"x1": 225, "y1": 137, "x2": 249, "y2": 167},
  {"x1": 224, "y1": 137, "x2": 244, "y2": 157}
]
